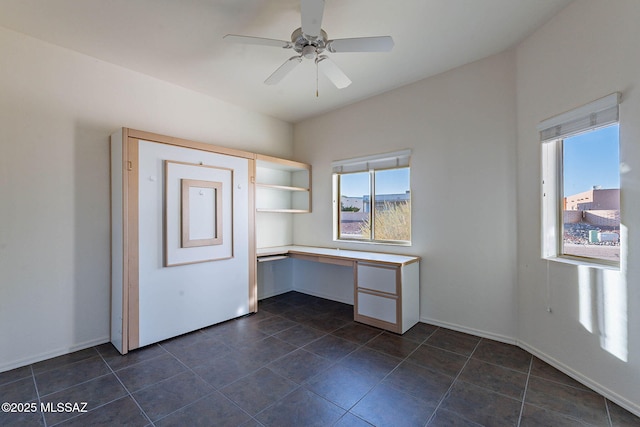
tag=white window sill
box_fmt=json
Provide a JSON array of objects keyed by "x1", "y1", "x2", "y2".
[{"x1": 544, "y1": 255, "x2": 619, "y2": 271}]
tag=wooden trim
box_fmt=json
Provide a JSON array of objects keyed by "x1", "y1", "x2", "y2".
[
  {"x1": 255, "y1": 153, "x2": 310, "y2": 170},
  {"x1": 164, "y1": 161, "x2": 235, "y2": 266},
  {"x1": 126, "y1": 128, "x2": 255, "y2": 160},
  {"x1": 395, "y1": 266, "x2": 402, "y2": 330},
  {"x1": 355, "y1": 312, "x2": 401, "y2": 334},
  {"x1": 357, "y1": 261, "x2": 399, "y2": 271},
  {"x1": 126, "y1": 135, "x2": 140, "y2": 351},
  {"x1": 289, "y1": 252, "x2": 354, "y2": 268},
  {"x1": 308, "y1": 164, "x2": 313, "y2": 213},
  {"x1": 354, "y1": 261, "x2": 359, "y2": 328},
  {"x1": 160, "y1": 256, "x2": 235, "y2": 268},
  {"x1": 119, "y1": 128, "x2": 129, "y2": 354},
  {"x1": 165, "y1": 159, "x2": 235, "y2": 171},
  {"x1": 256, "y1": 183, "x2": 309, "y2": 192},
  {"x1": 180, "y1": 179, "x2": 223, "y2": 248},
  {"x1": 248, "y1": 159, "x2": 257, "y2": 313}
]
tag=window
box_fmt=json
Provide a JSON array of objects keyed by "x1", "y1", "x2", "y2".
[
  {"x1": 332, "y1": 150, "x2": 411, "y2": 244},
  {"x1": 540, "y1": 93, "x2": 621, "y2": 267}
]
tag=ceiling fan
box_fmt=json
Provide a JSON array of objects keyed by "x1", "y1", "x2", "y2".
[{"x1": 223, "y1": 0, "x2": 394, "y2": 90}]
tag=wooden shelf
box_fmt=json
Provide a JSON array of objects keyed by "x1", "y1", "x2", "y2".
[
  {"x1": 255, "y1": 155, "x2": 311, "y2": 213},
  {"x1": 256, "y1": 183, "x2": 309, "y2": 192}
]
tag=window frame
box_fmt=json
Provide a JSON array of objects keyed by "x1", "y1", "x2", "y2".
[
  {"x1": 539, "y1": 93, "x2": 621, "y2": 269},
  {"x1": 332, "y1": 150, "x2": 412, "y2": 246}
]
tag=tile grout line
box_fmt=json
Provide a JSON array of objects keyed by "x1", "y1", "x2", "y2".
[
  {"x1": 244, "y1": 315, "x2": 384, "y2": 423},
  {"x1": 516, "y1": 355, "x2": 534, "y2": 427},
  {"x1": 423, "y1": 336, "x2": 483, "y2": 426},
  {"x1": 29, "y1": 351, "x2": 107, "y2": 403},
  {"x1": 28, "y1": 348, "x2": 100, "y2": 376},
  {"x1": 158, "y1": 321, "x2": 320, "y2": 426},
  {"x1": 95, "y1": 346, "x2": 156, "y2": 427},
  {"x1": 172, "y1": 328, "x2": 293, "y2": 424},
  {"x1": 215, "y1": 320, "x2": 387, "y2": 422},
  {"x1": 34, "y1": 347, "x2": 148, "y2": 427},
  {"x1": 330, "y1": 327, "x2": 438, "y2": 420},
  {"x1": 296, "y1": 350, "x2": 366, "y2": 414},
  {"x1": 44, "y1": 354, "x2": 160, "y2": 427},
  {"x1": 151, "y1": 343, "x2": 257, "y2": 425},
  {"x1": 604, "y1": 396, "x2": 614, "y2": 427},
  {"x1": 29, "y1": 364, "x2": 46, "y2": 427}
]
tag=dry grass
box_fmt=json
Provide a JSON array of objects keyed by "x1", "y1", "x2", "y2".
[{"x1": 359, "y1": 201, "x2": 410, "y2": 241}]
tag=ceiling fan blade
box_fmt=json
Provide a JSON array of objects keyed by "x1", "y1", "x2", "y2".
[
  {"x1": 265, "y1": 56, "x2": 302, "y2": 85},
  {"x1": 317, "y1": 56, "x2": 351, "y2": 89},
  {"x1": 223, "y1": 34, "x2": 292, "y2": 49},
  {"x1": 327, "y1": 36, "x2": 394, "y2": 53},
  {"x1": 300, "y1": 0, "x2": 325, "y2": 38}
]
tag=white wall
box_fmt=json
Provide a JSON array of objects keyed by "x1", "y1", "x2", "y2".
[
  {"x1": 516, "y1": 0, "x2": 640, "y2": 414},
  {"x1": 293, "y1": 50, "x2": 519, "y2": 342},
  {"x1": 0, "y1": 27, "x2": 292, "y2": 371},
  {"x1": 257, "y1": 258, "x2": 294, "y2": 300}
]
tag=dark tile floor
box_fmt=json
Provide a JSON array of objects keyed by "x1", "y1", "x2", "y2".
[{"x1": 1, "y1": 291, "x2": 639, "y2": 426}]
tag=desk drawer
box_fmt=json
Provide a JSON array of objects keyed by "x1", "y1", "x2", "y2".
[
  {"x1": 356, "y1": 291, "x2": 397, "y2": 324},
  {"x1": 290, "y1": 253, "x2": 354, "y2": 267},
  {"x1": 356, "y1": 263, "x2": 398, "y2": 295}
]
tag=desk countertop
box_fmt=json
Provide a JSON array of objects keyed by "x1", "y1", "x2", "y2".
[{"x1": 256, "y1": 245, "x2": 419, "y2": 266}]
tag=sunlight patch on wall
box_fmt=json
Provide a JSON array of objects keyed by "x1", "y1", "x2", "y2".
[
  {"x1": 578, "y1": 266, "x2": 593, "y2": 333},
  {"x1": 577, "y1": 224, "x2": 628, "y2": 362}
]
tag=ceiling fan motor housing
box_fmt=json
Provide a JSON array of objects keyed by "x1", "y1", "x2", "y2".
[{"x1": 291, "y1": 27, "x2": 327, "y2": 58}]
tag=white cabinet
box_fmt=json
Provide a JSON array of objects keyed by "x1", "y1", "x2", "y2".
[
  {"x1": 111, "y1": 128, "x2": 255, "y2": 354},
  {"x1": 255, "y1": 154, "x2": 311, "y2": 213},
  {"x1": 355, "y1": 260, "x2": 420, "y2": 334}
]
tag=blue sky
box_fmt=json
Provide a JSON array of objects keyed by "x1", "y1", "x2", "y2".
[
  {"x1": 563, "y1": 124, "x2": 619, "y2": 196},
  {"x1": 340, "y1": 168, "x2": 410, "y2": 197}
]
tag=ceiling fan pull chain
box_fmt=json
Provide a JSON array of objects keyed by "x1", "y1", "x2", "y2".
[{"x1": 316, "y1": 53, "x2": 319, "y2": 97}]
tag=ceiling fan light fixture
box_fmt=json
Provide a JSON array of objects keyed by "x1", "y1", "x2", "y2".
[{"x1": 302, "y1": 45, "x2": 317, "y2": 59}]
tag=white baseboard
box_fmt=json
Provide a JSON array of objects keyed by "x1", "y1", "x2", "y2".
[
  {"x1": 0, "y1": 336, "x2": 111, "y2": 373},
  {"x1": 420, "y1": 316, "x2": 517, "y2": 345},
  {"x1": 417, "y1": 318, "x2": 639, "y2": 418},
  {"x1": 517, "y1": 340, "x2": 640, "y2": 418},
  {"x1": 258, "y1": 289, "x2": 293, "y2": 300},
  {"x1": 292, "y1": 288, "x2": 353, "y2": 305}
]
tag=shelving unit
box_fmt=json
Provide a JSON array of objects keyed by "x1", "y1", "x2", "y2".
[{"x1": 255, "y1": 154, "x2": 311, "y2": 213}]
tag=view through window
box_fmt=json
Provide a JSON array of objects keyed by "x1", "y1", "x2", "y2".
[
  {"x1": 338, "y1": 167, "x2": 410, "y2": 243},
  {"x1": 561, "y1": 124, "x2": 620, "y2": 262}
]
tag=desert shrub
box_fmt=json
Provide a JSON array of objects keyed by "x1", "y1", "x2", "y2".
[
  {"x1": 341, "y1": 204, "x2": 360, "y2": 212},
  {"x1": 359, "y1": 201, "x2": 410, "y2": 241}
]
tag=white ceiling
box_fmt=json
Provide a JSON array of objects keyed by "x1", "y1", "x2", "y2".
[{"x1": 0, "y1": 0, "x2": 572, "y2": 123}]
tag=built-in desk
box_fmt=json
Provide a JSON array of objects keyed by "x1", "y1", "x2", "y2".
[{"x1": 257, "y1": 246, "x2": 420, "y2": 334}]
